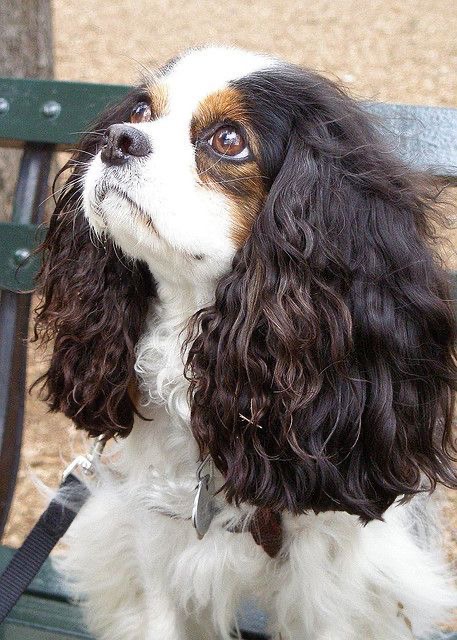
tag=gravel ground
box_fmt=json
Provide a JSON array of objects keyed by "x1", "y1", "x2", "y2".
[{"x1": 3, "y1": 0, "x2": 457, "y2": 628}]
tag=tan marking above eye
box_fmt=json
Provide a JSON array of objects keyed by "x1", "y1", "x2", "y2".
[
  {"x1": 130, "y1": 102, "x2": 152, "y2": 124},
  {"x1": 191, "y1": 86, "x2": 260, "y2": 157},
  {"x1": 209, "y1": 126, "x2": 249, "y2": 158}
]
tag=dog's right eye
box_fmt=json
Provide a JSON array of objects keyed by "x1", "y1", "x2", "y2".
[
  {"x1": 130, "y1": 102, "x2": 152, "y2": 124},
  {"x1": 208, "y1": 126, "x2": 249, "y2": 159}
]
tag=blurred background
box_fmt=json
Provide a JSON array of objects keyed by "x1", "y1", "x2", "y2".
[{"x1": 0, "y1": 0, "x2": 456, "y2": 613}]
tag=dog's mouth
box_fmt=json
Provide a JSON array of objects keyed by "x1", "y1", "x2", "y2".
[{"x1": 94, "y1": 180, "x2": 159, "y2": 236}]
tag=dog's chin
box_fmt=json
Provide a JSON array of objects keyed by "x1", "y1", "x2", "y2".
[
  {"x1": 85, "y1": 190, "x2": 228, "y2": 279},
  {"x1": 84, "y1": 189, "x2": 163, "y2": 263}
]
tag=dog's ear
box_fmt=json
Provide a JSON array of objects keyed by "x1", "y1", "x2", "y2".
[
  {"x1": 34, "y1": 92, "x2": 154, "y2": 438},
  {"x1": 187, "y1": 71, "x2": 457, "y2": 520}
]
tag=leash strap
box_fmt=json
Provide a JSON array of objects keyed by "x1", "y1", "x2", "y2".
[
  {"x1": 0, "y1": 472, "x2": 89, "y2": 623},
  {"x1": 0, "y1": 431, "x2": 108, "y2": 626}
]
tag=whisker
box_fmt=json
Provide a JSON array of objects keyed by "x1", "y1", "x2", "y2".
[
  {"x1": 39, "y1": 175, "x2": 86, "y2": 208},
  {"x1": 197, "y1": 151, "x2": 232, "y2": 176},
  {"x1": 69, "y1": 129, "x2": 106, "y2": 137},
  {"x1": 121, "y1": 52, "x2": 162, "y2": 84},
  {"x1": 88, "y1": 224, "x2": 105, "y2": 250},
  {"x1": 67, "y1": 161, "x2": 91, "y2": 168},
  {"x1": 112, "y1": 240, "x2": 131, "y2": 271},
  {"x1": 66, "y1": 148, "x2": 97, "y2": 158},
  {"x1": 208, "y1": 175, "x2": 268, "y2": 186}
]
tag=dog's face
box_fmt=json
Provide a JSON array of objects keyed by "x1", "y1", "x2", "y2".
[
  {"x1": 83, "y1": 47, "x2": 276, "y2": 284},
  {"x1": 36, "y1": 46, "x2": 457, "y2": 521}
]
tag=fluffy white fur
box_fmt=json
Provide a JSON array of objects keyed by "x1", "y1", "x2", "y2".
[{"x1": 57, "y1": 47, "x2": 456, "y2": 640}]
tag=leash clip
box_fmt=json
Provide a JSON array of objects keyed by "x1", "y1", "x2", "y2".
[{"x1": 62, "y1": 434, "x2": 108, "y2": 481}]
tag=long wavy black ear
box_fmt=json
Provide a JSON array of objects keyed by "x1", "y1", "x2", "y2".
[
  {"x1": 187, "y1": 69, "x2": 457, "y2": 520},
  {"x1": 34, "y1": 91, "x2": 155, "y2": 438}
]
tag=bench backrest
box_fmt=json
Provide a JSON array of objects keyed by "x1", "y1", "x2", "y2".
[{"x1": 0, "y1": 77, "x2": 456, "y2": 536}]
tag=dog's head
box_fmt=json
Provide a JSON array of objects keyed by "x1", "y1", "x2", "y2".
[{"x1": 36, "y1": 46, "x2": 457, "y2": 520}]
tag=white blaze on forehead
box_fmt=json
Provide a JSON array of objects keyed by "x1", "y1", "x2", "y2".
[{"x1": 162, "y1": 46, "x2": 277, "y2": 120}]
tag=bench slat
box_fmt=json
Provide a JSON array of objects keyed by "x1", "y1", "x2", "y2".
[
  {"x1": 365, "y1": 102, "x2": 457, "y2": 177},
  {"x1": 1, "y1": 594, "x2": 92, "y2": 639},
  {"x1": 0, "y1": 78, "x2": 130, "y2": 147}
]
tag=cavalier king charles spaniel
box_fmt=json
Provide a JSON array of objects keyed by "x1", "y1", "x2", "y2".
[{"x1": 35, "y1": 46, "x2": 457, "y2": 640}]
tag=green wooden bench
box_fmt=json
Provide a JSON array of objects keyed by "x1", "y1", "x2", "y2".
[{"x1": 0, "y1": 77, "x2": 456, "y2": 639}]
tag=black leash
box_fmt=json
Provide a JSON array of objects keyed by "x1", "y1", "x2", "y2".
[{"x1": 0, "y1": 436, "x2": 106, "y2": 624}]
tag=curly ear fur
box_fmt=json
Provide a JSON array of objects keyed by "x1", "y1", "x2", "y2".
[
  {"x1": 34, "y1": 91, "x2": 155, "y2": 437},
  {"x1": 187, "y1": 68, "x2": 457, "y2": 521}
]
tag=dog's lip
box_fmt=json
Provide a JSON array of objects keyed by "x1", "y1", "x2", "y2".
[{"x1": 96, "y1": 182, "x2": 160, "y2": 237}]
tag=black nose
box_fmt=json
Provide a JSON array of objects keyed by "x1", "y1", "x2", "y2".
[{"x1": 100, "y1": 124, "x2": 152, "y2": 165}]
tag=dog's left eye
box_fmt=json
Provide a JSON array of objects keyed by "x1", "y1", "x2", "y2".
[
  {"x1": 130, "y1": 102, "x2": 152, "y2": 124},
  {"x1": 208, "y1": 126, "x2": 249, "y2": 159}
]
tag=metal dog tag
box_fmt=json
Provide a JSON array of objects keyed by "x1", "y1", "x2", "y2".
[
  {"x1": 192, "y1": 455, "x2": 216, "y2": 539},
  {"x1": 192, "y1": 474, "x2": 216, "y2": 539}
]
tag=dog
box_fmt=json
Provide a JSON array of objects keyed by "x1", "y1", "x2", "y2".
[{"x1": 34, "y1": 46, "x2": 457, "y2": 639}]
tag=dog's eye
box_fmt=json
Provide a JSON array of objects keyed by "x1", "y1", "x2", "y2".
[
  {"x1": 130, "y1": 102, "x2": 152, "y2": 124},
  {"x1": 208, "y1": 126, "x2": 249, "y2": 159}
]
